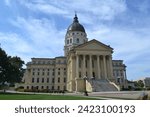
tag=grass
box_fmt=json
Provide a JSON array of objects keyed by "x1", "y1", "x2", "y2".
[{"x1": 0, "y1": 93, "x2": 99, "y2": 100}]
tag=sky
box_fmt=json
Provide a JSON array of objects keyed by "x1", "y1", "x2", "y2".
[{"x1": 0, "y1": 0, "x2": 150, "y2": 80}]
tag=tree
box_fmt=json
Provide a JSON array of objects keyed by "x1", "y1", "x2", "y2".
[
  {"x1": 0, "y1": 47, "x2": 24, "y2": 88},
  {"x1": 134, "y1": 80, "x2": 144, "y2": 90},
  {"x1": 0, "y1": 47, "x2": 10, "y2": 84}
]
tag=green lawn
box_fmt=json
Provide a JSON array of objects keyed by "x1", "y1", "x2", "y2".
[{"x1": 0, "y1": 93, "x2": 99, "y2": 100}]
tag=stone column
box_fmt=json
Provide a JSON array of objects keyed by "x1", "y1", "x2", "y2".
[
  {"x1": 89, "y1": 55, "x2": 92, "y2": 78},
  {"x1": 83, "y1": 55, "x2": 86, "y2": 77},
  {"x1": 97, "y1": 55, "x2": 100, "y2": 79},
  {"x1": 76, "y1": 55, "x2": 79, "y2": 78},
  {"x1": 103, "y1": 55, "x2": 107, "y2": 79},
  {"x1": 109, "y1": 55, "x2": 113, "y2": 80}
]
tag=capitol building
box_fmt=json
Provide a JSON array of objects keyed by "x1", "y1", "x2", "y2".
[{"x1": 20, "y1": 14, "x2": 128, "y2": 92}]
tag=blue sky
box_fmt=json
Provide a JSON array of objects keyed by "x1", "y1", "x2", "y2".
[{"x1": 0, "y1": 0, "x2": 150, "y2": 80}]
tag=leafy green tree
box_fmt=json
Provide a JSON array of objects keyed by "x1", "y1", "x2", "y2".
[
  {"x1": 0, "y1": 47, "x2": 24, "y2": 88},
  {"x1": 134, "y1": 80, "x2": 144, "y2": 90},
  {"x1": 0, "y1": 47, "x2": 10, "y2": 85}
]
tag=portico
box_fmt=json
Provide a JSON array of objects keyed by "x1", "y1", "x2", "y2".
[
  {"x1": 75, "y1": 54, "x2": 113, "y2": 80},
  {"x1": 67, "y1": 39, "x2": 117, "y2": 92}
]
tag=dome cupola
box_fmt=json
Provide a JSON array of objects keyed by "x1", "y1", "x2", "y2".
[
  {"x1": 64, "y1": 13, "x2": 88, "y2": 56},
  {"x1": 67, "y1": 14, "x2": 85, "y2": 33}
]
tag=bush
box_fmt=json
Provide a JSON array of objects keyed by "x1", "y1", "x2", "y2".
[
  {"x1": 15, "y1": 86, "x2": 24, "y2": 91},
  {"x1": 24, "y1": 89, "x2": 33, "y2": 92},
  {"x1": 39, "y1": 89, "x2": 49, "y2": 93},
  {"x1": 147, "y1": 87, "x2": 150, "y2": 90}
]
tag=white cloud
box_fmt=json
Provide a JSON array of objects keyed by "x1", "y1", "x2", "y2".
[
  {"x1": 10, "y1": 16, "x2": 65, "y2": 58},
  {"x1": 0, "y1": 32, "x2": 32, "y2": 63},
  {"x1": 17, "y1": 0, "x2": 127, "y2": 24},
  {"x1": 4, "y1": 0, "x2": 11, "y2": 6},
  {"x1": 88, "y1": 26, "x2": 150, "y2": 61}
]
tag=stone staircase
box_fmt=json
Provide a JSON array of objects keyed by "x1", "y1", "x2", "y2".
[{"x1": 87, "y1": 79, "x2": 119, "y2": 92}]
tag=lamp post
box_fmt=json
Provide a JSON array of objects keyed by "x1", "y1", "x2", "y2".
[
  {"x1": 91, "y1": 77, "x2": 95, "y2": 92},
  {"x1": 83, "y1": 76, "x2": 88, "y2": 96}
]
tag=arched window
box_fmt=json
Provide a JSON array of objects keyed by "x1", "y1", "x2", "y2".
[{"x1": 67, "y1": 40, "x2": 69, "y2": 44}]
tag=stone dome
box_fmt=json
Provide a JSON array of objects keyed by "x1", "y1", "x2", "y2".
[{"x1": 67, "y1": 14, "x2": 85, "y2": 33}]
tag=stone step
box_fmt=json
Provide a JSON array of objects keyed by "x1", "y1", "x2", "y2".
[{"x1": 87, "y1": 79, "x2": 118, "y2": 92}]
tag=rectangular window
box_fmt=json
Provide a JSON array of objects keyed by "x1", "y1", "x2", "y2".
[
  {"x1": 117, "y1": 78, "x2": 120, "y2": 83},
  {"x1": 58, "y1": 72, "x2": 60, "y2": 75},
  {"x1": 52, "y1": 72, "x2": 55, "y2": 76},
  {"x1": 77, "y1": 38, "x2": 79, "y2": 43},
  {"x1": 70, "y1": 39, "x2": 72, "y2": 43},
  {"x1": 52, "y1": 78, "x2": 55, "y2": 83},
  {"x1": 32, "y1": 78, "x2": 34, "y2": 83},
  {"x1": 67, "y1": 40, "x2": 69, "y2": 44},
  {"x1": 42, "y1": 78, "x2": 44, "y2": 83},
  {"x1": 37, "y1": 78, "x2": 39, "y2": 83},
  {"x1": 58, "y1": 77, "x2": 60, "y2": 83},
  {"x1": 37, "y1": 72, "x2": 40, "y2": 76},
  {"x1": 47, "y1": 78, "x2": 49, "y2": 83},
  {"x1": 42, "y1": 72, "x2": 44, "y2": 76},
  {"x1": 79, "y1": 72, "x2": 81, "y2": 78},
  {"x1": 64, "y1": 78, "x2": 66, "y2": 83},
  {"x1": 52, "y1": 86, "x2": 54, "y2": 90},
  {"x1": 32, "y1": 72, "x2": 35, "y2": 75}
]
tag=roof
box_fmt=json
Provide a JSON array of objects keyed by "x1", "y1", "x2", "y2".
[
  {"x1": 74, "y1": 39, "x2": 113, "y2": 50},
  {"x1": 67, "y1": 14, "x2": 85, "y2": 33}
]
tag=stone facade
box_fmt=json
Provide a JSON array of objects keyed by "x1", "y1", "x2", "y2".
[
  {"x1": 20, "y1": 14, "x2": 127, "y2": 92},
  {"x1": 21, "y1": 57, "x2": 67, "y2": 91},
  {"x1": 112, "y1": 60, "x2": 128, "y2": 89}
]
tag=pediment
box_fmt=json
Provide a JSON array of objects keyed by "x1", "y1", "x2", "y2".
[{"x1": 75, "y1": 39, "x2": 113, "y2": 51}]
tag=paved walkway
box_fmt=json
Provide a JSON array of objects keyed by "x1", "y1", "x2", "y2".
[{"x1": 1, "y1": 90, "x2": 150, "y2": 100}]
